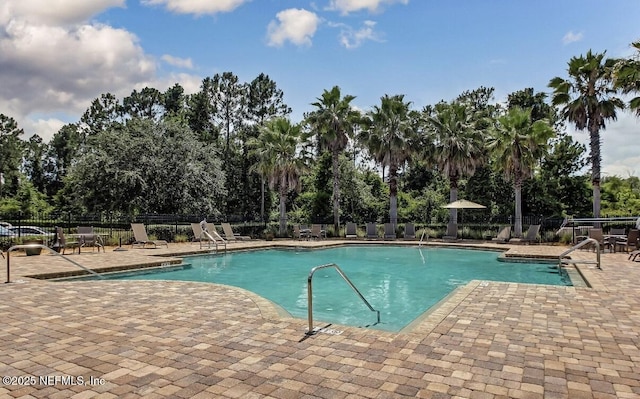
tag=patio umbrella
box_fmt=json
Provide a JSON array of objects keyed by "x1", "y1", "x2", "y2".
[{"x1": 442, "y1": 199, "x2": 486, "y2": 239}]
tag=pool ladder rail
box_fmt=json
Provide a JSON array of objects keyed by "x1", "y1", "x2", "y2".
[
  {"x1": 4, "y1": 244, "x2": 103, "y2": 283},
  {"x1": 306, "y1": 263, "x2": 380, "y2": 335},
  {"x1": 199, "y1": 230, "x2": 227, "y2": 252},
  {"x1": 558, "y1": 237, "x2": 601, "y2": 270}
]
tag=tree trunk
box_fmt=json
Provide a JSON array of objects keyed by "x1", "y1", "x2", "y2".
[
  {"x1": 514, "y1": 179, "x2": 523, "y2": 238},
  {"x1": 332, "y1": 151, "x2": 340, "y2": 232},
  {"x1": 589, "y1": 121, "x2": 601, "y2": 220},
  {"x1": 449, "y1": 177, "x2": 458, "y2": 224},
  {"x1": 389, "y1": 164, "x2": 398, "y2": 228},
  {"x1": 260, "y1": 177, "x2": 265, "y2": 223},
  {"x1": 279, "y1": 187, "x2": 287, "y2": 236}
]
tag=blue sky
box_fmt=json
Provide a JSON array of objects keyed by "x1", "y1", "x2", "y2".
[{"x1": 1, "y1": 0, "x2": 639, "y2": 175}]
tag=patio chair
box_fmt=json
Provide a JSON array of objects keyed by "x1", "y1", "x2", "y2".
[
  {"x1": 384, "y1": 223, "x2": 396, "y2": 240},
  {"x1": 130, "y1": 223, "x2": 168, "y2": 249},
  {"x1": 221, "y1": 223, "x2": 251, "y2": 241},
  {"x1": 77, "y1": 226, "x2": 104, "y2": 252},
  {"x1": 404, "y1": 223, "x2": 416, "y2": 240},
  {"x1": 310, "y1": 224, "x2": 326, "y2": 240},
  {"x1": 56, "y1": 227, "x2": 81, "y2": 254},
  {"x1": 443, "y1": 222, "x2": 458, "y2": 241},
  {"x1": 586, "y1": 228, "x2": 612, "y2": 252},
  {"x1": 491, "y1": 226, "x2": 511, "y2": 243},
  {"x1": 294, "y1": 225, "x2": 310, "y2": 240},
  {"x1": 366, "y1": 223, "x2": 378, "y2": 239},
  {"x1": 616, "y1": 229, "x2": 638, "y2": 253},
  {"x1": 345, "y1": 222, "x2": 358, "y2": 239},
  {"x1": 510, "y1": 225, "x2": 541, "y2": 244}
]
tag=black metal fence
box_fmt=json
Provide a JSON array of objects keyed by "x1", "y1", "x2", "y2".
[{"x1": 3, "y1": 211, "x2": 636, "y2": 250}]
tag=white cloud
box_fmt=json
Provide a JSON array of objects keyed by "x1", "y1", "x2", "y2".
[
  {"x1": 338, "y1": 20, "x2": 381, "y2": 49},
  {"x1": 569, "y1": 110, "x2": 640, "y2": 177},
  {"x1": 328, "y1": 0, "x2": 408, "y2": 15},
  {"x1": 0, "y1": 0, "x2": 125, "y2": 26},
  {"x1": 562, "y1": 30, "x2": 583, "y2": 45},
  {"x1": 0, "y1": 1, "x2": 161, "y2": 142},
  {"x1": 267, "y1": 9, "x2": 320, "y2": 47},
  {"x1": 161, "y1": 54, "x2": 194, "y2": 69},
  {"x1": 141, "y1": 0, "x2": 249, "y2": 15}
]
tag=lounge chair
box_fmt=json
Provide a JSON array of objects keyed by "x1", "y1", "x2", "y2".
[
  {"x1": 366, "y1": 223, "x2": 378, "y2": 239},
  {"x1": 77, "y1": 226, "x2": 104, "y2": 252},
  {"x1": 345, "y1": 222, "x2": 357, "y2": 239},
  {"x1": 56, "y1": 227, "x2": 81, "y2": 254},
  {"x1": 404, "y1": 223, "x2": 416, "y2": 240},
  {"x1": 491, "y1": 226, "x2": 511, "y2": 243},
  {"x1": 384, "y1": 223, "x2": 396, "y2": 240},
  {"x1": 294, "y1": 225, "x2": 310, "y2": 240},
  {"x1": 443, "y1": 222, "x2": 458, "y2": 241},
  {"x1": 310, "y1": 224, "x2": 326, "y2": 240},
  {"x1": 617, "y1": 229, "x2": 638, "y2": 253},
  {"x1": 130, "y1": 223, "x2": 168, "y2": 248},
  {"x1": 221, "y1": 223, "x2": 251, "y2": 241},
  {"x1": 510, "y1": 224, "x2": 541, "y2": 244}
]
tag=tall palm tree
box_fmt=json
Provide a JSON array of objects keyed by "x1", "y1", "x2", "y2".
[
  {"x1": 359, "y1": 94, "x2": 416, "y2": 227},
  {"x1": 248, "y1": 118, "x2": 307, "y2": 236},
  {"x1": 549, "y1": 50, "x2": 625, "y2": 219},
  {"x1": 426, "y1": 101, "x2": 486, "y2": 225},
  {"x1": 488, "y1": 107, "x2": 555, "y2": 237},
  {"x1": 614, "y1": 40, "x2": 640, "y2": 116},
  {"x1": 306, "y1": 86, "x2": 360, "y2": 231}
]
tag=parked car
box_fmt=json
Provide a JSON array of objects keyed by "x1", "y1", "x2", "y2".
[
  {"x1": 8, "y1": 226, "x2": 54, "y2": 238},
  {"x1": 0, "y1": 221, "x2": 12, "y2": 228},
  {"x1": 0, "y1": 225, "x2": 15, "y2": 237}
]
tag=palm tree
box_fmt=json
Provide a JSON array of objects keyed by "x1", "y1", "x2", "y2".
[
  {"x1": 306, "y1": 86, "x2": 360, "y2": 232},
  {"x1": 614, "y1": 40, "x2": 640, "y2": 116},
  {"x1": 359, "y1": 94, "x2": 416, "y2": 227},
  {"x1": 248, "y1": 118, "x2": 307, "y2": 236},
  {"x1": 488, "y1": 107, "x2": 555, "y2": 237},
  {"x1": 549, "y1": 50, "x2": 625, "y2": 219},
  {"x1": 426, "y1": 101, "x2": 486, "y2": 225}
]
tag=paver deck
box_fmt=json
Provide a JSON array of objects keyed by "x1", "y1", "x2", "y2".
[{"x1": 1, "y1": 240, "x2": 639, "y2": 398}]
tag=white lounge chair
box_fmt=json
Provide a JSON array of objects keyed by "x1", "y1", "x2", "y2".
[
  {"x1": 221, "y1": 223, "x2": 251, "y2": 241},
  {"x1": 491, "y1": 226, "x2": 511, "y2": 243},
  {"x1": 131, "y1": 223, "x2": 168, "y2": 248}
]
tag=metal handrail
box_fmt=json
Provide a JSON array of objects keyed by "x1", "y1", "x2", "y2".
[
  {"x1": 199, "y1": 231, "x2": 227, "y2": 252},
  {"x1": 5, "y1": 244, "x2": 103, "y2": 283},
  {"x1": 306, "y1": 263, "x2": 380, "y2": 335},
  {"x1": 558, "y1": 237, "x2": 601, "y2": 270}
]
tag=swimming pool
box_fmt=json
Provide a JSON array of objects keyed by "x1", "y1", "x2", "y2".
[{"x1": 93, "y1": 246, "x2": 571, "y2": 332}]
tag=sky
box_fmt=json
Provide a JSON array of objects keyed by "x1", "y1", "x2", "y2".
[{"x1": 1, "y1": 0, "x2": 639, "y2": 177}]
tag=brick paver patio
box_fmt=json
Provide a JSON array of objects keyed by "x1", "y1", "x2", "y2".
[{"x1": 0, "y1": 240, "x2": 638, "y2": 398}]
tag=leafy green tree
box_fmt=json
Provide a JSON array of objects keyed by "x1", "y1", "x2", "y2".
[
  {"x1": 163, "y1": 83, "x2": 187, "y2": 118},
  {"x1": 359, "y1": 94, "x2": 416, "y2": 227},
  {"x1": 206, "y1": 72, "x2": 247, "y2": 157},
  {"x1": 549, "y1": 50, "x2": 625, "y2": 219},
  {"x1": 80, "y1": 93, "x2": 122, "y2": 138},
  {"x1": 245, "y1": 73, "x2": 291, "y2": 221},
  {"x1": 0, "y1": 114, "x2": 25, "y2": 197},
  {"x1": 426, "y1": 101, "x2": 486, "y2": 224},
  {"x1": 306, "y1": 86, "x2": 361, "y2": 231},
  {"x1": 248, "y1": 118, "x2": 307, "y2": 235},
  {"x1": 614, "y1": 40, "x2": 640, "y2": 116},
  {"x1": 63, "y1": 118, "x2": 226, "y2": 214},
  {"x1": 186, "y1": 88, "x2": 217, "y2": 143},
  {"x1": 23, "y1": 134, "x2": 47, "y2": 193},
  {"x1": 45, "y1": 123, "x2": 83, "y2": 197},
  {"x1": 488, "y1": 107, "x2": 555, "y2": 237},
  {"x1": 122, "y1": 87, "x2": 164, "y2": 120}
]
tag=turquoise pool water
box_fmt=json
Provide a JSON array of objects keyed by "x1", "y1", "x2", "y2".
[{"x1": 96, "y1": 246, "x2": 570, "y2": 332}]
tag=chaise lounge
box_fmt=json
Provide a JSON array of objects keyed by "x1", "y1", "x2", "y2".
[{"x1": 131, "y1": 223, "x2": 168, "y2": 248}]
